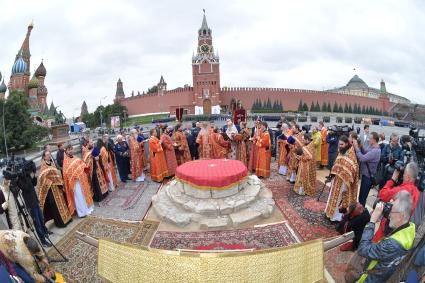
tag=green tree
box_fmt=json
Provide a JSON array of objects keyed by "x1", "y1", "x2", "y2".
[
  {"x1": 321, "y1": 101, "x2": 327, "y2": 113},
  {"x1": 339, "y1": 104, "x2": 344, "y2": 113},
  {"x1": 0, "y1": 91, "x2": 49, "y2": 153},
  {"x1": 302, "y1": 102, "x2": 308, "y2": 112},
  {"x1": 315, "y1": 101, "x2": 320, "y2": 112},
  {"x1": 298, "y1": 100, "x2": 303, "y2": 112},
  {"x1": 348, "y1": 104, "x2": 353, "y2": 113},
  {"x1": 309, "y1": 101, "x2": 315, "y2": 112},
  {"x1": 344, "y1": 103, "x2": 348, "y2": 113},
  {"x1": 333, "y1": 101, "x2": 339, "y2": 112},
  {"x1": 251, "y1": 99, "x2": 257, "y2": 111},
  {"x1": 362, "y1": 105, "x2": 366, "y2": 114},
  {"x1": 266, "y1": 97, "x2": 272, "y2": 111}
]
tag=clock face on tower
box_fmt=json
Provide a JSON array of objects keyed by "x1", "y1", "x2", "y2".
[{"x1": 200, "y1": 44, "x2": 210, "y2": 53}]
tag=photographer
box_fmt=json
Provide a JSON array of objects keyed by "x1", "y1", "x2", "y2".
[
  {"x1": 15, "y1": 161, "x2": 51, "y2": 248},
  {"x1": 353, "y1": 132, "x2": 381, "y2": 206},
  {"x1": 356, "y1": 191, "x2": 416, "y2": 283},
  {"x1": 337, "y1": 202, "x2": 370, "y2": 251},
  {"x1": 380, "y1": 134, "x2": 404, "y2": 187},
  {"x1": 373, "y1": 162, "x2": 420, "y2": 242}
]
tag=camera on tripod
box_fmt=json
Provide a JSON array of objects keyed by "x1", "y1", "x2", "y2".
[
  {"x1": 373, "y1": 199, "x2": 394, "y2": 218},
  {"x1": 1, "y1": 157, "x2": 29, "y2": 195}
]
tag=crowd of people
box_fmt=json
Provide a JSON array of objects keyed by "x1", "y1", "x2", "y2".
[
  {"x1": 0, "y1": 117, "x2": 425, "y2": 282},
  {"x1": 273, "y1": 120, "x2": 424, "y2": 283}
]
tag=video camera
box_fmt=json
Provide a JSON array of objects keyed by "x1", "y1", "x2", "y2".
[
  {"x1": 1, "y1": 156, "x2": 36, "y2": 195},
  {"x1": 327, "y1": 125, "x2": 354, "y2": 138}
]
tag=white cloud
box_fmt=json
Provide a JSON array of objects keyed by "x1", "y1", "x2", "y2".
[{"x1": 0, "y1": 0, "x2": 424, "y2": 117}]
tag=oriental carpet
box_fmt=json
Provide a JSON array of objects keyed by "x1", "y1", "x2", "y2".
[
  {"x1": 49, "y1": 217, "x2": 159, "y2": 283},
  {"x1": 150, "y1": 221, "x2": 300, "y2": 250},
  {"x1": 264, "y1": 170, "x2": 339, "y2": 241},
  {"x1": 91, "y1": 178, "x2": 160, "y2": 222}
]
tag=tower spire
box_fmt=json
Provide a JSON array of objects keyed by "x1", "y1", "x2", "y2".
[
  {"x1": 16, "y1": 22, "x2": 33, "y2": 75},
  {"x1": 200, "y1": 9, "x2": 209, "y2": 31}
]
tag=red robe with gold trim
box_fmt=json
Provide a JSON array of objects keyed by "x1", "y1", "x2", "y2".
[
  {"x1": 100, "y1": 146, "x2": 118, "y2": 189},
  {"x1": 294, "y1": 142, "x2": 316, "y2": 196},
  {"x1": 160, "y1": 133, "x2": 178, "y2": 177},
  {"x1": 148, "y1": 136, "x2": 168, "y2": 182},
  {"x1": 129, "y1": 136, "x2": 146, "y2": 181},
  {"x1": 196, "y1": 128, "x2": 212, "y2": 160},
  {"x1": 37, "y1": 160, "x2": 72, "y2": 226},
  {"x1": 63, "y1": 154, "x2": 93, "y2": 216},
  {"x1": 173, "y1": 130, "x2": 192, "y2": 165},
  {"x1": 255, "y1": 131, "x2": 271, "y2": 178},
  {"x1": 321, "y1": 127, "x2": 329, "y2": 166},
  {"x1": 287, "y1": 133, "x2": 304, "y2": 176},
  {"x1": 211, "y1": 133, "x2": 229, "y2": 159},
  {"x1": 325, "y1": 146, "x2": 359, "y2": 218},
  {"x1": 236, "y1": 128, "x2": 250, "y2": 166}
]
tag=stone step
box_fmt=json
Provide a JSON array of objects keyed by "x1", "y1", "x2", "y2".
[
  {"x1": 229, "y1": 210, "x2": 262, "y2": 226},
  {"x1": 166, "y1": 183, "x2": 262, "y2": 216},
  {"x1": 152, "y1": 189, "x2": 192, "y2": 227}
]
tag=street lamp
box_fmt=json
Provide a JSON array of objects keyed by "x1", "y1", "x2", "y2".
[{"x1": 99, "y1": 96, "x2": 107, "y2": 127}]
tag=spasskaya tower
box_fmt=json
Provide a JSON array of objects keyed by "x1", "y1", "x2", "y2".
[{"x1": 192, "y1": 10, "x2": 221, "y2": 114}]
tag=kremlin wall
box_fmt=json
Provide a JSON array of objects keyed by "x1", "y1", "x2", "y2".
[{"x1": 117, "y1": 12, "x2": 410, "y2": 118}]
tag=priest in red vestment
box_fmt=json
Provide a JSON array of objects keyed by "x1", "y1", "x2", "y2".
[
  {"x1": 101, "y1": 134, "x2": 118, "y2": 191},
  {"x1": 129, "y1": 129, "x2": 146, "y2": 182},
  {"x1": 248, "y1": 120, "x2": 261, "y2": 173},
  {"x1": 149, "y1": 128, "x2": 169, "y2": 182},
  {"x1": 255, "y1": 122, "x2": 271, "y2": 178},
  {"x1": 278, "y1": 123, "x2": 290, "y2": 175},
  {"x1": 196, "y1": 122, "x2": 212, "y2": 159},
  {"x1": 173, "y1": 124, "x2": 192, "y2": 165},
  {"x1": 211, "y1": 127, "x2": 230, "y2": 159},
  {"x1": 160, "y1": 126, "x2": 178, "y2": 177},
  {"x1": 294, "y1": 134, "x2": 316, "y2": 196},
  {"x1": 325, "y1": 135, "x2": 359, "y2": 222},
  {"x1": 37, "y1": 151, "x2": 72, "y2": 228},
  {"x1": 83, "y1": 139, "x2": 109, "y2": 202},
  {"x1": 320, "y1": 121, "x2": 329, "y2": 168},
  {"x1": 287, "y1": 125, "x2": 304, "y2": 183},
  {"x1": 236, "y1": 122, "x2": 251, "y2": 166},
  {"x1": 63, "y1": 144, "x2": 93, "y2": 217}
]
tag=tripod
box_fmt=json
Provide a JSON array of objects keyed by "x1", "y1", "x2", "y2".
[
  {"x1": 317, "y1": 173, "x2": 333, "y2": 202},
  {"x1": 10, "y1": 181, "x2": 68, "y2": 264}
]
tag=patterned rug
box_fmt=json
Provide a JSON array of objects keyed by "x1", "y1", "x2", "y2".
[
  {"x1": 325, "y1": 247, "x2": 354, "y2": 283},
  {"x1": 49, "y1": 217, "x2": 159, "y2": 283},
  {"x1": 91, "y1": 178, "x2": 160, "y2": 222},
  {"x1": 264, "y1": 170, "x2": 339, "y2": 241},
  {"x1": 150, "y1": 221, "x2": 300, "y2": 250}
]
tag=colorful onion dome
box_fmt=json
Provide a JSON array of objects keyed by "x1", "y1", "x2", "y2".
[
  {"x1": 35, "y1": 61, "x2": 47, "y2": 77},
  {"x1": 11, "y1": 56, "x2": 27, "y2": 74},
  {"x1": 0, "y1": 79, "x2": 6, "y2": 93},
  {"x1": 28, "y1": 75, "x2": 39, "y2": 89}
]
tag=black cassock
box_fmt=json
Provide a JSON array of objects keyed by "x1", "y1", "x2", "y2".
[{"x1": 114, "y1": 141, "x2": 131, "y2": 182}]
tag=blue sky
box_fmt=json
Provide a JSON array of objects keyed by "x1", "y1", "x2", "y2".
[{"x1": 0, "y1": 0, "x2": 424, "y2": 117}]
